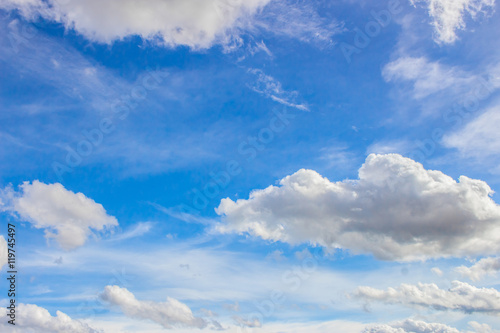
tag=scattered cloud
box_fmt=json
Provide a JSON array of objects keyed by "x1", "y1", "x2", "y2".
[
  {"x1": 99, "y1": 285, "x2": 212, "y2": 329},
  {"x1": 0, "y1": 303, "x2": 100, "y2": 333},
  {"x1": 216, "y1": 154, "x2": 500, "y2": 261},
  {"x1": 456, "y1": 257, "x2": 500, "y2": 281},
  {"x1": 354, "y1": 280, "x2": 500, "y2": 315},
  {"x1": 0, "y1": 181, "x2": 118, "y2": 250},
  {"x1": 410, "y1": 0, "x2": 495, "y2": 44}
]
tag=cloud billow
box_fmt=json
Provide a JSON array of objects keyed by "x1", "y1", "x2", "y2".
[
  {"x1": 1, "y1": 181, "x2": 118, "y2": 250},
  {"x1": 216, "y1": 154, "x2": 500, "y2": 261}
]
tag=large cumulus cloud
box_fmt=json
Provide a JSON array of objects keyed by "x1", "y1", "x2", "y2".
[
  {"x1": 0, "y1": 0, "x2": 270, "y2": 48},
  {"x1": 216, "y1": 154, "x2": 500, "y2": 261}
]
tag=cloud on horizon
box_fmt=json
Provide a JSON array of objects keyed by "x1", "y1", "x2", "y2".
[
  {"x1": 354, "y1": 280, "x2": 500, "y2": 315},
  {"x1": 0, "y1": 303, "x2": 100, "y2": 333}
]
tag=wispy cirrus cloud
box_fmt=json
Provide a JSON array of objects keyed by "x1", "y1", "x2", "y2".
[
  {"x1": 443, "y1": 104, "x2": 500, "y2": 159},
  {"x1": 382, "y1": 56, "x2": 478, "y2": 99},
  {"x1": 247, "y1": 68, "x2": 310, "y2": 111},
  {"x1": 109, "y1": 222, "x2": 154, "y2": 242}
]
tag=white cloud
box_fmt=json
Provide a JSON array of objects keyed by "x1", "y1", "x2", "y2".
[
  {"x1": 0, "y1": 181, "x2": 118, "y2": 250},
  {"x1": 247, "y1": 68, "x2": 310, "y2": 111},
  {"x1": 84, "y1": 318, "x2": 368, "y2": 333},
  {"x1": 366, "y1": 140, "x2": 413, "y2": 155},
  {"x1": 100, "y1": 285, "x2": 213, "y2": 329},
  {"x1": 0, "y1": 0, "x2": 271, "y2": 49},
  {"x1": 109, "y1": 222, "x2": 153, "y2": 242},
  {"x1": 456, "y1": 257, "x2": 500, "y2": 281},
  {"x1": 0, "y1": 235, "x2": 7, "y2": 270},
  {"x1": 467, "y1": 321, "x2": 500, "y2": 333},
  {"x1": 364, "y1": 318, "x2": 460, "y2": 333},
  {"x1": 432, "y1": 267, "x2": 444, "y2": 276},
  {"x1": 233, "y1": 314, "x2": 262, "y2": 328},
  {"x1": 353, "y1": 280, "x2": 500, "y2": 315},
  {"x1": 382, "y1": 56, "x2": 476, "y2": 99},
  {"x1": 216, "y1": 153, "x2": 500, "y2": 261},
  {"x1": 364, "y1": 318, "x2": 499, "y2": 333},
  {"x1": 443, "y1": 105, "x2": 500, "y2": 158},
  {"x1": 0, "y1": 303, "x2": 100, "y2": 333},
  {"x1": 411, "y1": 0, "x2": 495, "y2": 44}
]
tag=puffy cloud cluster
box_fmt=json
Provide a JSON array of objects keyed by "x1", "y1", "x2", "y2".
[
  {"x1": 411, "y1": 0, "x2": 495, "y2": 44},
  {"x1": 0, "y1": 0, "x2": 271, "y2": 49},
  {"x1": 0, "y1": 303, "x2": 100, "y2": 333},
  {"x1": 456, "y1": 257, "x2": 500, "y2": 281},
  {"x1": 100, "y1": 285, "x2": 211, "y2": 329},
  {"x1": 353, "y1": 281, "x2": 500, "y2": 315},
  {"x1": 1, "y1": 181, "x2": 118, "y2": 250},
  {"x1": 216, "y1": 154, "x2": 500, "y2": 261}
]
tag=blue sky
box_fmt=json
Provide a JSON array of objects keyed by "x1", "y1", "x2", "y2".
[{"x1": 1, "y1": 0, "x2": 500, "y2": 332}]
